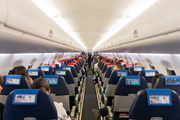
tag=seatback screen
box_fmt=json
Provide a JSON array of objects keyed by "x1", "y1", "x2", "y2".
[
  {"x1": 55, "y1": 69, "x2": 66, "y2": 76},
  {"x1": 116, "y1": 70, "x2": 128, "y2": 77},
  {"x1": 145, "y1": 70, "x2": 156, "y2": 77},
  {"x1": 27, "y1": 69, "x2": 39, "y2": 76},
  {"x1": 125, "y1": 76, "x2": 141, "y2": 86},
  {"x1": 44, "y1": 75, "x2": 59, "y2": 85},
  {"x1": 41, "y1": 66, "x2": 50, "y2": 72},
  {"x1": 133, "y1": 66, "x2": 142, "y2": 72}
]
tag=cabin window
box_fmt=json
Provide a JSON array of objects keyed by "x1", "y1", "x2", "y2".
[
  {"x1": 150, "y1": 64, "x2": 155, "y2": 69},
  {"x1": 167, "y1": 68, "x2": 176, "y2": 75}
]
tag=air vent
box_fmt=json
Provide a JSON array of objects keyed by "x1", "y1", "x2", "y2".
[{"x1": 49, "y1": 29, "x2": 53, "y2": 37}]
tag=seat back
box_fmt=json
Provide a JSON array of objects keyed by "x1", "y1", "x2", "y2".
[
  {"x1": 154, "y1": 76, "x2": 180, "y2": 95},
  {"x1": 139, "y1": 69, "x2": 159, "y2": 88},
  {"x1": 113, "y1": 76, "x2": 148, "y2": 119},
  {"x1": 39, "y1": 66, "x2": 53, "y2": 75},
  {"x1": 104, "y1": 66, "x2": 113, "y2": 88},
  {"x1": 129, "y1": 89, "x2": 180, "y2": 120},
  {"x1": 3, "y1": 89, "x2": 57, "y2": 120},
  {"x1": 1, "y1": 75, "x2": 31, "y2": 104},
  {"x1": 63, "y1": 66, "x2": 78, "y2": 88},
  {"x1": 124, "y1": 63, "x2": 133, "y2": 70},
  {"x1": 43, "y1": 75, "x2": 70, "y2": 111},
  {"x1": 27, "y1": 69, "x2": 44, "y2": 80},
  {"x1": 107, "y1": 70, "x2": 131, "y2": 97},
  {"x1": 129, "y1": 66, "x2": 145, "y2": 75}
]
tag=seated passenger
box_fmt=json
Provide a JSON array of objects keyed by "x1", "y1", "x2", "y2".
[
  {"x1": 152, "y1": 73, "x2": 164, "y2": 88},
  {"x1": 134, "y1": 63, "x2": 142, "y2": 66},
  {"x1": 31, "y1": 78, "x2": 71, "y2": 120},
  {"x1": 9, "y1": 66, "x2": 33, "y2": 85},
  {"x1": 92, "y1": 62, "x2": 125, "y2": 119},
  {"x1": 94, "y1": 56, "x2": 102, "y2": 83},
  {"x1": 0, "y1": 76, "x2": 4, "y2": 120},
  {"x1": 104, "y1": 62, "x2": 125, "y2": 95}
]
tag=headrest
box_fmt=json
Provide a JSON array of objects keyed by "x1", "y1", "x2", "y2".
[
  {"x1": 53, "y1": 69, "x2": 74, "y2": 84},
  {"x1": 129, "y1": 89, "x2": 180, "y2": 120},
  {"x1": 43, "y1": 75, "x2": 69, "y2": 95},
  {"x1": 40, "y1": 66, "x2": 50, "y2": 72},
  {"x1": 49, "y1": 63, "x2": 56, "y2": 69},
  {"x1": 3, "y1": 89, "x2": 57, "y2": 120},
  {"x1": 108, "y1": 70, "x2": 131, "y2": 84},
  {"x1": 139, "y1": 69, "x2": 159, "y2": 83},
  {"x1": 107, "y1": 64, "x2": 114, "y2": 68},
  {"x1": 62, "y1": 66, "x2": 71, "y2": 71},
  {"x1": 2, "y1": 75, "x2": 31, "y2": 95},
  {"x1": 154, "y1": 76, "x2": 180, "y2": 95},
  {"x1": 125, "y1": 64, "x2": 133, "y2": 69},
  {"x1": 133, "y1": 66, "x2": 143, "y2": 72},
  {"x1": 27, "y1": 69, "x2": 39, "y2": 77},
  {"x1": 115, "y1": 76, "x2": 148, "y2": 96}
]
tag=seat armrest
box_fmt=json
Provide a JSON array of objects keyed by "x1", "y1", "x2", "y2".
[
  {"x1": 75, "y1": 94, "x2": 79, "y2": 105},
  {"x1": 107, "y1": 106, "x2": 113, "y2": 120},
  {"x1": 101, "y1": 86, "x2": 104, "y2": 94},
  {"x1": 78, "y1": 86, "x2": 82, "y2": 94},
  {"x1": 103, "y1": 94, "x2": 107, "y2": 107},
  {"x1": 70, "y1": 106, "x2": 76, "y2": 120}
]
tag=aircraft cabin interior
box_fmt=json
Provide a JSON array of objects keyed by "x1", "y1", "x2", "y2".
[{"x1": 0, "y1": 0, "x2": 180, "y2": 120}]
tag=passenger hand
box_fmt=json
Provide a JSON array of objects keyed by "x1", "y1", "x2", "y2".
[{"x1": 26, "y1": 76, "x2": 33, "y2": 85}]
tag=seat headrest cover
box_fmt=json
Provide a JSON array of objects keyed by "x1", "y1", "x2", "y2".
[
  {"x1": 133, "y1": 66, "x2": 143, "y2": 72},
  {"x1": 107, "y1": 64, "x2": 113, "y2": 68},
  {"x1": 62, "y1": 66, "x2": 71, "y2": 71},
  {"x1": 27, "y1": 69, "x2": 39, "y2": 77},
  {"x1": 5, "y1": 75, "x2": 22, "y2": 86},
  {"x1": 43, "y1": 75, "x2": 59, "y2": 85},
  {"x1": 164, "y1": 75, "x2": 180, "y2": 85},
  {"x1": 126, "y1": 64, "x2": 133, "y2": 68},
  {"x1": 49, "y1": 64, "x2": 56, "y2": 68},
  {"x1": 55, "y1": 69, "x2": 66, "y2": 76},
  {"x1": 145, "y1": 69, "x2": 156, "y2": 77},
  {"x1": 40, "y1": 66, "x2": 50, "y2": 72},
  {"x1": 116, "y1": 70, "x2": 128, "y2": 77},
  {"x1": 12, "y1": 89, "x2": 38, "y2": 105},
  {"x1": 125, "y1": 76, "x2": 141, "y2": 86},
  {"x1": 146, "y1": 89, "x2": 172, "y2": 106},
  {"x1": 121, "y1": 62, "x2": 127, "y2": 65}
]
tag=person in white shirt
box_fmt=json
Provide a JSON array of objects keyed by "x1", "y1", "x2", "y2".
[{"x1": 31, "y1": 78, "x2": 71, "y2": 120}]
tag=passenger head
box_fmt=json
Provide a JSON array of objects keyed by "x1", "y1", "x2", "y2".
[
  {"x1": 119, "y1": 60, "x2": 124, "y2": 63},
  {"x1": 0, "y1": 76, "x2": 4, "y2": 93},
  {"x1": 31, "y1": 78, "x2": 50, "y2": 93},
  {"x1": 113, "y1": 62, "x2": 125, "y2": 71},
  {"x1": 134, "y1": 63, "x2": 142, "y2": 66},
  {"x1": 106, "y1": 59, "x2": 110, "y2": 62},
  {"x1": 152, "y1": 73, "x2": 164, "y2": 88},
  {"x1": 98, "y1": 56, "x2": 102, "y2": 61},
  {"x1": 9, "y1": 66, "x2": 27, "y2": 76}
]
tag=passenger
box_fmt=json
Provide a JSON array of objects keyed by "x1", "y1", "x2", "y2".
[
  {"x1": 92, "y1": 62, "x2": 125, "y2": 119},
  {"x1": 0, "y1": 76, "x2": 4, "y2": 120},
  {"x1": 94, "y1": 56, "x2": 102, "y2": 83},
  {"x1": 31, "y1": 78, "x2": 71, "y2": 120},
  {"x1": 104, "y1": 62, "x2": 125, "y2": 95},
  {"x1": 152, "y1": 73, "x2": 164, "y2": 88},
  {"x1": 9, "y1": 66, "x2": 33, "y2": 85},
  {"x1": 134, "y1": 63, "x2": 142, "y2": 66}
]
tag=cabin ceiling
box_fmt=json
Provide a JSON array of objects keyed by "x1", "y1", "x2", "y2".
[{"x1": 47, "y1": 0, "x2": 141, "y2": 49}]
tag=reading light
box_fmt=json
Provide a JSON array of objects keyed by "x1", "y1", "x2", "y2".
[
  {"x1": 93, "y1": 0, "x2": 157, "y2": 50},
  {"x1": 31, "y1": 0, "x2": 86, "y2": 49}
]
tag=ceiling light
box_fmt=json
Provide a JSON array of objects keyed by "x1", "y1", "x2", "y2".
[
  {"x1": 93, "y1": 0, "x2": 157, "y2": 50},
  {"x1": 31, "y1": 0, "x2": 86, "y2": 49}
]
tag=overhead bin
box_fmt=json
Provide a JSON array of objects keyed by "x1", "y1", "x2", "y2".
[{"x1": 0, "y1": 0, "x2": 84, "y2": 52}]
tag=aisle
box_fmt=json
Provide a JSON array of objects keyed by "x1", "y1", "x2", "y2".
[{"x1": 81, "y1": 67, "x2": 98, "y2": 120}]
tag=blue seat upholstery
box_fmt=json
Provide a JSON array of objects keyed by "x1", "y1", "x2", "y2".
[
  {"x1": 154, "y1": 76, "x2": 180, "y2": 95},
  {"x1": 139, "y1": 69, "x2": 159, "y2": 88},
  {"x1": 113, "y1": 76, "x2": 148, "y2": 119},
  {"x1": 52, "y1": 69, "x2": 75, "y2": 109},
  {"x1": 43, "y1": 75, "x2": 70, "y2": 111},
  {"x1": 104, "y1": 67, "x2": 113, "y2": 88},
  {"x1": 27, "y1": 69, "x2": 44, "y2": 80},
  {"x1": 129, "y1": 66, "x2": 145, "y2": 75},
  {"x1": 3, "y1": 89, "x2": 57, "y2": 120},
  {"x1": 39, "y1": 66, "x2": 53, "y2": 75},
  {"x1": 129, "y1": 89, "x2": 180, "y2": 120}
]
